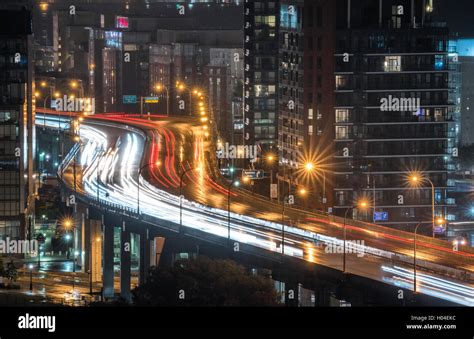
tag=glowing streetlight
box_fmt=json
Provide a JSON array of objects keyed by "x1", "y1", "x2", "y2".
[
  {"x1": 280, "y1": 186, "x2": 307, "y2": 256},
  {"x1": 63, "y1": 218, "x2": 73, "y2": 230},
  {"x1": 343, "y1": 199, "x2": 370, "y2": 272},
  {"x1": 154, "y1": 84, "x2": 170, "y2": 116},
  {"x1": 408, "y1": 172, "x2": 436, "y2": 237},
  {"x1": 304, "y1": 162, "x2": 315, "y2": 172}
]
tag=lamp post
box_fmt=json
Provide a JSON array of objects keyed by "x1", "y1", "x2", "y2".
[
  {"x1": 72, "y1": 250, "x2": 79, "y2": 292},
  {"x1": 95, "y1": 147, "x2": 106, "y2": 204},
  {"x1": 409, "y1": 173, "x2": 436, "y2": 238},
  {"x1": 179, "y1": 166, "x2": 197, "y2": 233},
  {"x1": 413, "y1": 217, "x2": 444, "y2": 294},
  {"x1": 177, "y1": 82, "x2": 196, "y2": 116},
  {"x1": 63, "y1": 218, "x2": 77, "y2": 293},
  {"x1": 155, "y1": 84, "x2": 169, "y2": 117},
  {"x1": 343, "y1": 199, "x2": 369, "y2": 273},
  {"x1": 266, "y1": 154, "x2": 276, "y2": 200},
  {"x1": 281, "y1": 188, "x2": 307, "y2": 256},
  {"x1": 281, "y1": 195, "x2": 288, "y2": 256},
  {"x1": 227, "y1": 179, "x2": 240, "y2": 247},
  {"x1": 304, "y1": 162, "x2": 327, "y2": 212},
  {"x1": 137, "y1": 161, "x2": 162, "y2": 217},
  {"x1": 28, "y1": 264, "x2": 34, "y2": 292},
  {"x1": 413, "y1": 221, "x2": 423, "y2": 294}
]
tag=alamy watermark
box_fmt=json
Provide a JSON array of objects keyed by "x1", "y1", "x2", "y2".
[
  {"x1": 380, "y1": 95, "x2": 420, "y2": 114},
  {"x1": 54, "y1": 95, "x2": 95, "y2": 113},
  {"x1": 0, "y1": 238, "x2": 38, "y2": 254},
  {"x1": 217, "y1": 143, "x2": 258, "y2": 161},
  {"x1": 324, "y1": 240, "x2": 366, "y2": 258}
]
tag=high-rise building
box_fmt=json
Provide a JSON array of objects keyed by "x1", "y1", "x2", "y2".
[
  {"x1": 276, "y1": 0, "x2": 456, "y2": 234},
  {"x1": 278, "y1": 0, "x2": 336, "y2": 211},
  {"x1": 244, "y1": 1, "x2": 279, "y2": 152},
  {"x1": 0, "y1": 6, "x2": 35, "y2": 241},
  {"x1": 455, "y1": 38, "x2": 474, "y2": 148},
  {"x1": 333, "y1": 0, "x2": 454, "y2": 234},
  {"x1": 205, "y1": 48, "x2": 244, "y2": 143}
]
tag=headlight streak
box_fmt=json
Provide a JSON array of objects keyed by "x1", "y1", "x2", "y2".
[
  {"x1": 38, "y1": 114, "x2": 474, "y2": 307},
  {"x1": 382, "y1": 266, "x2": 474, "y2": 306}
]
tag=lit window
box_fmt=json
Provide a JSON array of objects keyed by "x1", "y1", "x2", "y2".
[
  {"x1": 384, "y1": 56, "x2": 401, "y2": 72},
  {"x1": 335, "y1": 109, "x2": 349, "y2": 123},
  {"x1": 336, "y1": 126, "x2": 349, "y2": 139},
  {"x1": 435, "y1": 55, "x2": 445, "y2": 70},
  {"x1": 336, "y1": 75, "x2": 348, "y2": 89}
]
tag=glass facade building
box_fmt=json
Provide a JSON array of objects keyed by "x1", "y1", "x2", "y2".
[
  {"x1": 0, "y1": 8, "x2": 35, "y2": 241},
  {"x1": 333, "y1": 0, "x2": 454, "y2": 233}
]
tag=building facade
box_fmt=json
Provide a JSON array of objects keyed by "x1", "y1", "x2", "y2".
[
  {"x1": 244, "y1": 1, "x2": 279, "y2": 153},
  {"x1": 333, "y1": 0, "x2": 454, "y2": 234},
  {"x1": 0, "y1": 7, "x2": 35, "y2": 241},
  {"x1": 278, "y1": 0, "x2": 336, "y2": 211}
]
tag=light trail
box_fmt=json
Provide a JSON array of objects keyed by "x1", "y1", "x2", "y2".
[{"x1": 37, "y1": 114, "x2": 474, "y2": 306}]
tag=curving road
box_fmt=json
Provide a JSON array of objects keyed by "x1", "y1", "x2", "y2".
[{"x1": 37, "y1": 110, "x2": 474, "y2": 306}]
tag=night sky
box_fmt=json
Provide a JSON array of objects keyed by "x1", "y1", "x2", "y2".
[{"x1": 434, "y1": 0, "x2": 474, "y2": 37}]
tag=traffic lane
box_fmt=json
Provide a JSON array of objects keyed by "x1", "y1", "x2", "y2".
[
  {"x1": 74, "y1": 118, "x2": 474, "y2": 275},
  {"x1": 138, "y1": 121, "x2": 474, "y2": 273}
]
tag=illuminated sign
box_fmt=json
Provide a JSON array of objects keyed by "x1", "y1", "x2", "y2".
[
  {"x1": 116, "y1": 16, "x2": 129, "y2": 29},
  {"x1": 123, "y1": 95, "x2": 137, "y2": 104},
  {"x1": 144, "y1": 97, "x2": 159, "y2": 104},
  {"x1": 373, "y1": 212, "x2": 388, "y2": 222}
]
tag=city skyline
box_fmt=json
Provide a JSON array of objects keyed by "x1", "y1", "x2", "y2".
[{"x1": 0, "y1": 0, "x2": 472, "y2": 335}]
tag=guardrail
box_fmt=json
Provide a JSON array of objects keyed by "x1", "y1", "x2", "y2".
[{"x1": 49, "y1": 113, "x2": 473, "y2": 285}]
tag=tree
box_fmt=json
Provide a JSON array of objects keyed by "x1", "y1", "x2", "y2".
[{"x1": 132, "y1": 256, "x2": 280, "y2": 306}]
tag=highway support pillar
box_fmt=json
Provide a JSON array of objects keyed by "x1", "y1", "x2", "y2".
[
  {"x1": 139, "y1": 229, "x2": 151, "y2": 285},
  {"x1": 103, "y1": 216, "x2": 115, "y2": 299},
  {"x1": 150, "y1": 237, "x2": 165, "y2": 267},
  {"x1": 120, "y1": 221, "x2": 131, "y2": 302},
  {"x1": 90, "y1": 219, "x2": 102, "y2": 283},
  {"x1": 285, "y1": 283, "x2": 300, "y2": 307}
]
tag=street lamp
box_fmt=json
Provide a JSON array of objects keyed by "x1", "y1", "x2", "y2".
[
  {"x1": 413, "y1": 221, "x2": 424, "y2": 294},
  {"x1": 72, "y1": 250, "x2": 80, "y2": 292},
  {"x1": 265, "y1": 154, "x2": 277, "y2": 200},
  {"x1": 155, "y1": 84, "x2": 170, "y2": 117},
  {"x1": 137, "y1": 161, "x2": 162, "y2": 216},
  {"x1": 304, "y1": 161, "x2": 327, "y2": 212},
  {"x1": 227, "y1": 179, "x2": 241, "y2": 247},
  {"x1": 176, "y1": 82, "x2": 197, "y2": 116},
  {"x1": 95, "y1": 146, "x2": 106, "y2": 204},
  {"x1": 179, "y1": 166, "x2": 197, "y2": 233},
  {"x1": 281, "y1": 188, "x2": 307, "y2": 256},
  {"x1": 28, "y1": 263, "x2": 34, "y2": 292},
  {"x1": 63, "y1": 218, "x2": 74, "y2": 260},
  {"x1": 343, "y1": 199, "x2": 370, "y2": 273},
  {"x1": 408, "y1": 172, "x2": 436, "y2": 237},
  {"x1": 413, "y1": 217, "x2": 444, "y2": 294}
]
